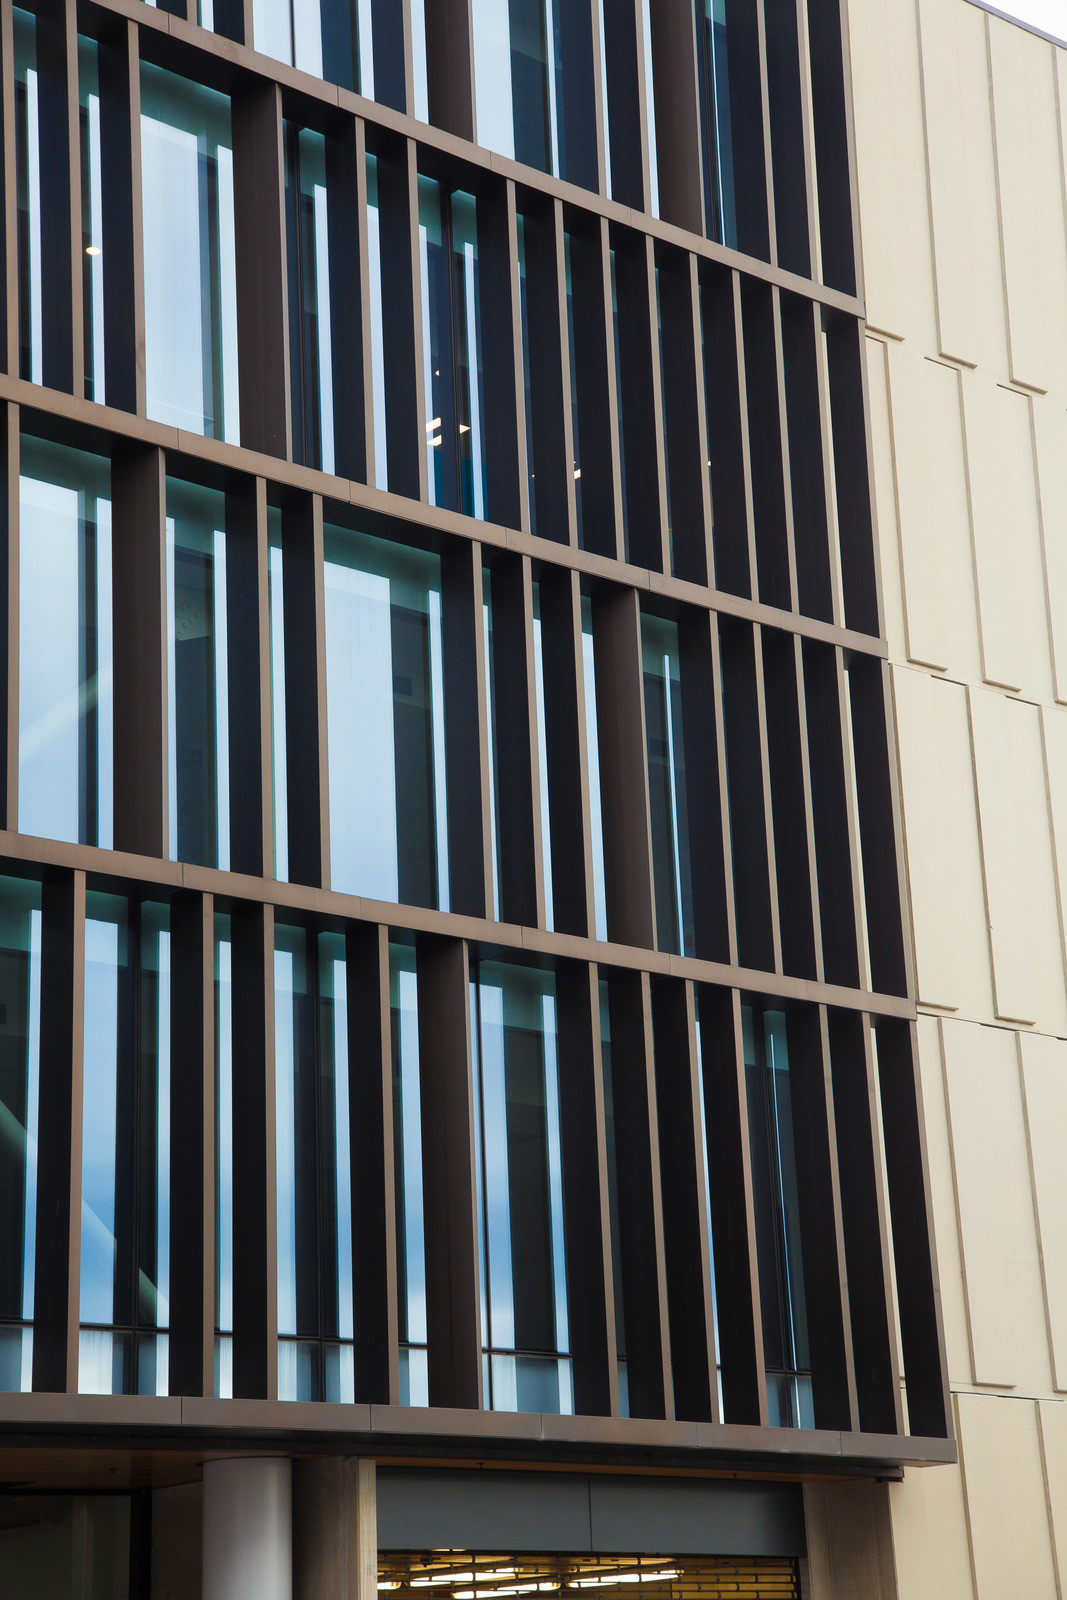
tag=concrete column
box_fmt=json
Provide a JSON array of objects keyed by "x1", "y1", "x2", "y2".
[
  {"x1": 293, "y1": 1457, "x2": 377, "y2": 1600},
  {"x1": 203, "y1": 1458, "x2": 292, "y2": 1600}
]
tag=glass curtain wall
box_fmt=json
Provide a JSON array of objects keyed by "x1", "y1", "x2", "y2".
[
  {"x1": 140, "y1": 65, "x2": 239, "y2": 440},
  {"x1": 251, "y1": 0, "x2": 367, "y2": 94},
  {"x1": 324, "y1": 527, "x2": 448, "y2": 909},
  {"x1": 743, "y1": 1003, "x2": 813, "y2": 1428},
  {"x1": 472, "y1": 961, "x2": 571, "y2": 1414},
  {"x1": 79, "y1": 895, "x2": 170, "y2": 1397},
  {"x1": 598, "y1": 978, "x2": 628, "y2": 1413},
  {"x1": 0, "y1": 878, "x2": 42, "y2": 1394},
  {"x1": 18, "y1": 437, "x2": 113, "y2": 850},
  {"x1": 275, "y1": 925, "x2": 355, "y2": 1401},
  {"x1": 78, "y1": 36, "x2": 106, "y2": 403},
  {"x1": 390, "y1": 941, "x2": 427, "y2": 1404},
  {"x1": 13, "y1": 8, "x2": 41, "y2": 385},
  {"x1": 531, "y1": 585, "x2": 554, "y2": 931},
  {"x1": 641, "y1": 615, "x2": 694, "y2": 957},
  {"x1": 267, "y1": 508, "x2": 288, "y2": 882},
  {"x1": 418, "y1": 180, "x2": 487, "y2": 519},
  {"x1": 580, "y1": 599, "x2": 608, "y2": 940},
  {"x1": 694, "y1": 0, "x2": 737, "y2": 248},
  {"x1": 365, "y1": 154, "x2": 389, "y2": 490},
  {"x1": 214, "y1": 913, "x2": 233, "y2": 1397},
  {"x1": 166, "y1": 479, "x2": 231, "y2": 871},
  {"x1": 471, "y1": 0, "x2": 567, "y2": 174},
  {"x1": 285, "y1": 126, "x2": 335, "y2": 474}
]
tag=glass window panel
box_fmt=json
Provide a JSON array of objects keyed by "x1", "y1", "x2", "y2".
[
  {"x1": 390, "y1": 942, "x2": 427, "y2": 1402},
  {"x1": 285, "y1": 126, "x2": 335, "y2": 474},
  {"x1": 18, "y1": 437, "x2": 113, "y2": 849},
  {"x1": 251, "y1": 0, "x2": 365, "y2": 93},
  {"x1": 275, "y1": 925, "x2": 354, "y2": 1402},
  {"x1": 79, "y1": 36, "x2": 106, "y2": 403},
  {"x1": 743, "y1": 1002, "x2": 813, "y2": 1428},
  {"x1": 365, "y1": 155, "x2": 389, "y2": 491},
  {"x1": 564, "y1": 234, "x2": 584, "y2": 546},
  {"x1": 166, "y1": 478, "x2": 230, "y2": 870},
  {"x1": 695, "y1": 0, "x2": 737, "y2": 248},
  {"x1": 214, "y1": 913, "x2": 233, "y2": 1397},
  {"x1": 471, "y1": 0, "x2": 569, "y2": 173},
  {"x1": 639, "y1": 0, "x2": 660, "y2": 217},
  {"x1": 482, "y1": 570, "x2": 502, "y2": 921},
  {"x1": 411, "y1": 1, "x2": 429, "y2": 121},
  {"x1": 140, "y1": 64, "x2": 239, "y2": 441},
  {"x1": 531, "y1": 585, "x2": 554, "y2": 931},
  {"x1": 79, "y1": 895, "x2": 170, "y2": 1397},
  {"x1": 641, "y1": 614, "x2": 694, "y2": 957},
  {"x1": 14, "y1": 8, "x2": 42, "y2": 386},
  {"x1": 598, "y1": 978, "x2": 627, "y2": 1413},
  {"x1": 473, "y1": 960, "x2": 571, "y2": 1414},
  {"x1": 0, "y1": 877, "x2": 42, "y2": 1395},
  {"x1": 693, "y1": 991, "x2": 724, "y2": 1418},
  {"x1": 609, "y1": 250, "x2": 629, "y2": 559},
  {"x1": 268, "y1": 508, "x2": 288, "y2": 882},
  {"x1": 418, "y1": 180, "x2": 486, "y2": 519},
  {"x1": 580, "y1": 599, "x2": 607, "y2": 940},
  {"x1": 325, "y1": 527, "x2": 448, "y2": 909}
]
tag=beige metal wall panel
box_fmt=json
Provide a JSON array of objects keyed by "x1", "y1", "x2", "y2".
[
  {"x1": 1039, "y1": 1399, "x2": 1067, "y2": 1588},
  {"x1": 988, "y1": 21, "x2": 1067, "y2": 398},
  {"x1": 1032, "y1": 401, "x2": 1067, "y2": 704},
  {"x1": 1041, "y1": 705, "x2": 1067, "y2": 980},
  {"x1": 888, "y1": 1452, "x2": 975, "y2": 1600},
  {"x1": 942, "y1": 1019, "x2": 1052, "y2": 1393},
  {"x1": 893, "y1": 669, "x2": 993, "y2": 1016},
  {"x1": 961, "y1": 375, "x2": 1051, "y2": 699},
  {"x1": 969, "y1": 688, "x2": 1066, "y2": 1030},
  {"x1": 847, "y1": 0, "x2": 938, "y2": 344},
  {"x1": 916, "y1": 0, "x2": 1010, "y2": 375},
  {"x1": 865, "y1": 337, "x2": 908, "y2": 665},
  {"x1": 915, "y1": 1015, "x2": 976, "y2": 1391},
  {"x1": 1019, "y1": 1033, "x2": 1067, "y2": 1392},
  {"x1": 956, "y1": 1393, "x2": 1058, "y2": 1599},
  {"x1": 885, "y1": 347, "x2": 981, "y2": 677}
]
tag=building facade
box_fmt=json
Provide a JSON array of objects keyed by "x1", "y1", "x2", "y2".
[
  {"x1": 850, "y1": 0, "x2": 1067, "y2": 1593},
  {"x1": 0, "y1": 0, "x2": 957, "y2": 1595}
]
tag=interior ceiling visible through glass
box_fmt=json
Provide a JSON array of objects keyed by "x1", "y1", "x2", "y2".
[{"x1": 377, "y1": 1553, "x2": 800, "y2": 1600}]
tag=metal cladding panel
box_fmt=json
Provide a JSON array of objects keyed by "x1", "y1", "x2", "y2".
[
  {"x1": 587, "y1": 1476, "x2": 806, "y2": 1556},
  {"x1": 375, "y1": 1469, "x2": 806, "y2": 1556},
  {"x1": 376, "y1": 1468, "x2": 592, "y2": 1551}
]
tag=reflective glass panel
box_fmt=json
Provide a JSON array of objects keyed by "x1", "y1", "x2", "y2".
[
  {"x1": 418, "y1": 180, "x2": 486, "y2": 518},
  {"x1": 742, "y1": 1003, "x2": 814, "y2": 1429},
  {"x1": 268, "y1": 508, "x2": 288, "y2": 882},
  {"x1": 365, "y1": 155, "x2": 389, "y2": 490},
  {"x1": 390, "y1": 942, "x2": 427, "y2": 1404},
  {"x1": 324, "y1": 527, "x2": 448, "y2": 909},
  {"x1": 285, "y1": 126, "x2": 335, "y2": 474},
  {"x1": 695, "y1": 0, "x2": 737, "y2": 247},
  {"x1": 251, "y1": 0, "x2": 366, "y2": 93},
  {"x1": 482, "y1": 570, "x2": 502, "y2": 921},
  {"x1": 14, "y1": 8, "x2": 41, "y2": 385},
  {"x1": 0, "y1": 877, "x2": 41, "y2": 1394},
  {"x1": 472, "y1": 961, "x2": 571, "y2": 1414},
  {"x1": 79, "y1": 36, "x2": 106, "y2": 403},
  {"x1": 19, "y1": 438, "x2": 113, "y2": 849},
  {"x1": 598, "y1": 979, "x2": 627, "y2": 1414},
  {"x1": 580, "y1": 599, "x2": 607, "y2": 940},
  {"x1": 275, "y1": 926, "x2": 354, "y2": 1402},
  {"x1": 471, "y1": 0, "x2": 565, "y2": 173},
  {"x1": 166, "y1": 479, "x2": 230, "y2": 870},
  {"x1": 79, "y1": 896, "x2": 170, "y2": 1397},
  {"x1": 641, "y1": 614, "x2": 694, "y2": 957},
  {"x1": 214, "y1": 913, "x2": 233, "y2": 1397},
  {"x1": 140, "y1": 64, "x2": 239, "y2": 440},
  {"x1": 531, "y1": 585, "x2": 554, "y2": 931}
]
